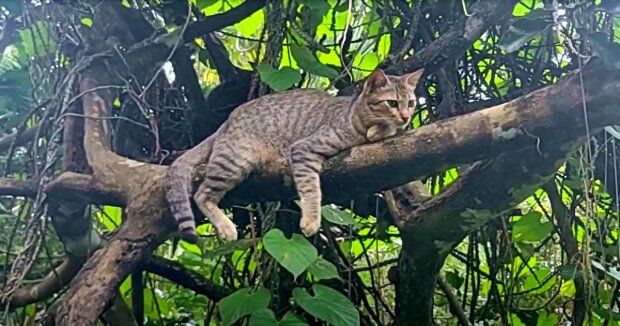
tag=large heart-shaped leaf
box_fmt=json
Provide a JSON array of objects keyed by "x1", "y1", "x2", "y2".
[
  {"x1": 321, "y1": 206, "x2": 356, "y2": 225},
  {"x1": 219, "y1": 287, "x2": 271, "y2": 326},
  {"x1": 293, "y1": 285, "x2": 359, "y2": 326},
  {"x1": 290, "y1": 45, "x2": 339, "y2": 79},
  {"x1": 257, "y1": 63, "x2": 301, "y2": 92},
  {"x1": 249, "y1": 309, "x2": 308, "y2": 326},
  {"x1": 263, "y1": 229, "x2": 317, "y2": 278},
  {"x1": 511, "y1": 211, "x2": 552, "y2": 242},
  {"x1": 307, "y1": 256, "x2": 341, "y2": 280}
]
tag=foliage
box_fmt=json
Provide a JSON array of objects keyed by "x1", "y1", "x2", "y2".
[{"x1": 2, "y1": 0, "x2": 620, "y2": 325}]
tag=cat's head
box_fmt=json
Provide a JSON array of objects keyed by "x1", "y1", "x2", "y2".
[{"x1": 358, "y1": 68, "x2": 425, "y2": 127}]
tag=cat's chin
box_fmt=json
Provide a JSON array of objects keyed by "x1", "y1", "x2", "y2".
[{"x1": 394, "y1": 121, "x2": 410, "y2": 129}]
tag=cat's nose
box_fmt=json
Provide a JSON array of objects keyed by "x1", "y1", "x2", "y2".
[{"x1": 399, "y1": 111, "x2": 411, "y2": 122}]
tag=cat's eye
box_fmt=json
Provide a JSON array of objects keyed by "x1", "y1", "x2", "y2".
[
  {"x1": 386, "y1": 100, "x2": 399, "y2": 108},
  {"x1": 408, "y1": 99, "x2": 416, "y2": 107}
]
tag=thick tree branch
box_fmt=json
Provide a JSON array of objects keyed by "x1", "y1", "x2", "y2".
[
  {"x1": 79, "y1": 76, "x2": 165, "y2": 199},
  {"x1": 218, "y1": 60, "x2": 620, "y2": 206},
  {"x1": 45, "y1": 172, "x2": 124, "y2": 206},
  {"x1": 42, "y1": 60, "x2": 620, "y2": 209},
  {"x1": 142, "y1": 256, "x2": 232, "y2": 301}
]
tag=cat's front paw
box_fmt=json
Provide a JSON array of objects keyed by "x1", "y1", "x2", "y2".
[
  {"x1": 215, "y1": 221, "x2": 238, "y2": 241},
  {"x1": 300, "y1": 216, "x2": 320, "y2": 237}
]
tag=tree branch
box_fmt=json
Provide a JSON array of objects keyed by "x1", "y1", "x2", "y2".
[
  {"x1": 340, "y1": 0, "x2": 516, "y2": 95},
  {"x1": 218, "y1": 60, "x2": 620, "y2": 206},
  {"x1": 437, "y1": 276, "x2": 471, "y2": 326},
  {"x1": 544, "y1": 182, "x2": 586, "y2": 325},
  {"x1": 0, "y1": 178, "x2": 38, "y2": 198},
  {"x1": 3, "y1": 256, "x2": 85, "y2": 309},
  {"x1": 0, "y1": 123, "x2": 43, "y2": 152},
  {"x1": 142, "y1": 256, "x2": 233, "y2": 301},
  {"x1": 40, "y1": 60, "x2": 620, "y2": 210},
  {"x1": 183, "y1": 0, "x2": 266, "y2": 41},
  {"x1": 386, "y1": 0, "x2": 515, "y2": 75}
]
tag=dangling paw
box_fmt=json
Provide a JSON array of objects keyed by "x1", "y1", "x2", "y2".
[
  {"x1": 215, "y1": 220, "x2": 238, "y2": 241},
  {"x1": 300, "y1": 215, "x2": 320, "y2": 237}
]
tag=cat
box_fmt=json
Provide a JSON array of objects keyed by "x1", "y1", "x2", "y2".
[{"x1": 164, "y1": 68, "x2": 425, "y2": 243}]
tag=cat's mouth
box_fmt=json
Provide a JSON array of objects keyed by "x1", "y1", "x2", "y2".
[{"x1": 394, "y1": 118, "x2": 410, "y2": 127}]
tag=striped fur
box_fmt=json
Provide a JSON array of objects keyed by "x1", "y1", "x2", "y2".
[{"x1": 165, "y1": 69, "x2": 425, "y2": 243}]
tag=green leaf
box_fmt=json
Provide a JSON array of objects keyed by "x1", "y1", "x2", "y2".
[
  {"x1": 586, "y1": 32, "x2": 620, "y2": 71},
  {"x1": 296, "y1": 0, "x2": 329, "y2": 31},
  {"x1": 249, "y1": 309, "x2": 308, "y2": 326},
  {"x1": 445, "y1": 270, "x2": 463, "y2": 290},
  {"x1": 536, "y1": 311, "x2": 558, "y2": 326},
  {"x1": 204, "y1": 238, "x2": 260, "y2": 259},
  {"x1": 290, "y1": 45, "x2": 339, "y2": 79},
  {"x1": 512, "y1": 211, "x2": 552, "y2": 242},
  {"x1": 19, "y1": 21, "x2": 56, "y2": 57},
  {"x1": 321, "y1": 206, "x2": 355, "y2": 225},
  {"x1": 498, "y1": 16, "x2": 552, "y2": 53},
  {"x1": 263, "y1": 229, "x2": 317, "y2": 278},
  {"x1": 219, "y1": 288, "x2": 271, "y2": 326},
  {"x1": 80, "y1": 17, "x2": 93, "y2": 28},
  {"x1": 296, "y1": 0, "x2": 330, "y2": 13},
  {"x1": 557, "y1": 264, "x2": 583, "y2": 280},
  {"x1": 235, "y1": 7, "x2": 264, "y2": 37},
  {"x1": 195, "y1": 0, "x2": 218, "y2": 10},
  {"x1": 257, "y1": 64, "x2": 301, "y2": 92},
  {"x1": 523, "y1": 268, "x2": 555, "y2": 295},
  {"x1": 307, "y1": 256, "x2": 341, "y2": 280},
  {"x1": 293, "y1": 285, "x2": 359, "y2": 326},
  {"x1": 560, "y1": 279, "x2": 576, "y2": 297},
  {"x1": 594, "y1": 307, "x2": 620, "y2": 323}
]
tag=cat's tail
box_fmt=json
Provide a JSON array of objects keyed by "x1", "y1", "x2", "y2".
[{"x1": 164, "y1": 123, "x2": 228, "y2": 243}]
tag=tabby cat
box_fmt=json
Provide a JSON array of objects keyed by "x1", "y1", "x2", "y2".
[{"x1": 165, "y1": 68, "x2": 425, "y2": 243}]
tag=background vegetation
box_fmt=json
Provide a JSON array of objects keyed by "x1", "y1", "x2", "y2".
[{"x1": 1, "y1": 0, "x2": 620, "y2": 325}]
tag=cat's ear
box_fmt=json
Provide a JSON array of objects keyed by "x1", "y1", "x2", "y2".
[
  {"x1": 402, "y1": 69, "x2": 425, "y2": 88},
  {"x1": 363, "y1": 69, "x2": 389, "y2": 93}
]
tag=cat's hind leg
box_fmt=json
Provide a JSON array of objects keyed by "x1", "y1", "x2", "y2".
[{"x1": 194, "y1": 143, "x2": 256, "y2": 241}]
